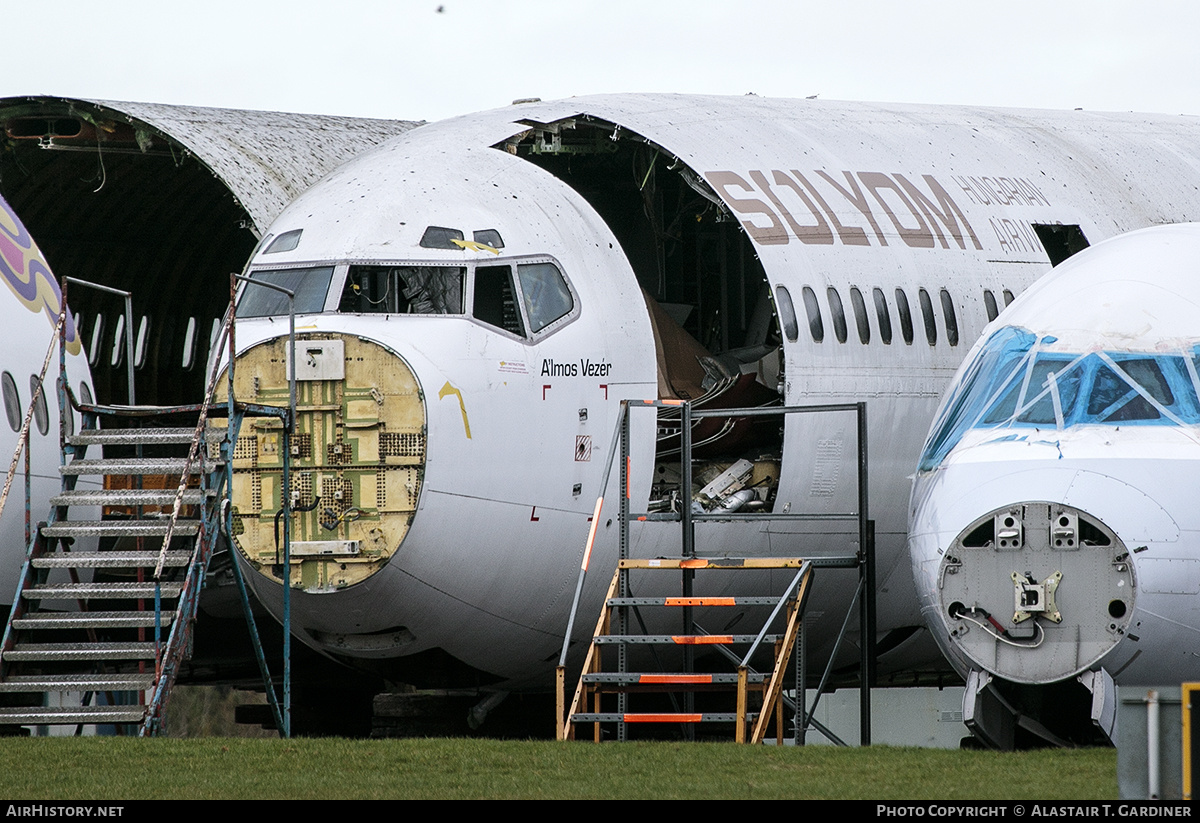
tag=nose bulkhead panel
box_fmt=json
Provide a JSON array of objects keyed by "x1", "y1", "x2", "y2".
[
  {"x1": 939, "y1": 501, "x2": 1135, "y2": 684},
  {"x1": 218, "y1": 333, "x2": 425, "y2": 591}
]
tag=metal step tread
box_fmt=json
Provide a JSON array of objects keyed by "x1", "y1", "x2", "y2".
[
  {"x1": 593, "y1": 634, "x2": 781, "y2": 645},
  {"x1": 4, "y1": 641, "x2": 156, "y2": 661},
  {"x1": 60, "y1": 458, "x2": 218, "y2": 476},
  {"x1": 52, "y1": 489, "x2": 213, "y2": 506},
  {"x1": 68, "y1": 427, "x2": 223, "y2": 446},
  {"x1": 33, "y1": 550, "x2": 193, "y2": 569},
  {"x1": 581, "y1": 672, "x2": 767, "y2": 685},
  {"x1": 607, "y1": 596, "x2": 785, "y2": 607},
  {"x1": 0, "y1": 673, "x2": 155, "y2": 692},
  {"x1": 22, "y1": 581, "x2": 183, "y2": 599},
  {"x1": 0, "y1": 705, "x2": 146, "y2": 725},
  {"x1": 570, "y1": 712, "x2": 756, "y2": 723},
  {"x1": 13, "y1": 610, "x2": 175, "y2": 629},
  {"x1": 42, "y1": 521, "x2": 200, "y2": 538}
]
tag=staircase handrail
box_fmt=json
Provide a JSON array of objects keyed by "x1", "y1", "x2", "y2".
[
  {"x1": 61, "y1": 277, "x2": 135, "y2": 406},
  {"x1": 142, "y1": 458, "x2": 227, "y2": 733},
  {"x1": 152, "y1": 303, "x2": 234, "y2": 579},
  {"x1": 155, "y1": 272, "x2": 298, "y2": 579},
  {"x1": 147, "y1": 272, "x2": 297, "y2": 736}
]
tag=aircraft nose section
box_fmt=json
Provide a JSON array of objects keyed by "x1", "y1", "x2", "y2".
[{"x1": 937, "y1": 500, "x2": 1137, "y2": 685}]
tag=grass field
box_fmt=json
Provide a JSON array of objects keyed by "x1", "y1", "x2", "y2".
[{"x1": 0, "y1": 737, "x2": 1117, "y2": 800}]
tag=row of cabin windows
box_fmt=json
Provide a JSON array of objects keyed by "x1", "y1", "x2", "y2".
[
  {"x1": 0, "y1": 372, "x2": 92, "y2": 434},
  {"x1": 776, "y1": 285, "x2": 1015, "y2": 347},
  {"x1": 81, "y1": 313, "x2": 219, "y2": 372},
  {"x1": 72, "y1": 278, "x2": 1015, "y2": 374}
]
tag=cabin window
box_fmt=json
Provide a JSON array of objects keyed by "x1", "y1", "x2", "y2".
[
  {"x1": 110, "y1": 315, "x2": 125, "y2": 367},
  {"x1": 1, "y1": 372, "x2": 19, "y2": 432},
  {"x1": 88, "y1": 314, "x2": 104, "y2": 368},
  {"x1": 802, "y1": 286, "x2": 824, "y2": 342},
  {"x1": 984, "y1": 290, "x2": 999, "y2": 322},
  {"x1": 775, "y1": 285, "x2": 799, "y2": 342},
  {"x1": 1003, "y1": 289, "x2": 1015, "y2": 306},
  {"x1": 474, "y1": 265, "x2": 526, "y2": 336},
  {"x1": 895, "y1": 289, "x2": 914, "y2": 345},
  {"x1": 872, "y1": 288, "x2": 892, "y2": 345},
  {"x1": 29, "y1": 376, "x2": 47, "y2": 436},
  {"x1": 850, "y1": 287, "x2": 870, "y2": 344},
  {"x1": 918, "y1": 288, "x2": 937, "y2": 346},
  {"x1": 134, "y1": 317, "x2": 150, "y2": 369},
  {"x1": 940, "y1": 289, "x2": 959, "y2": 347},
  {"x1": 237, "y1": 266, "x2": 335, "y2": 318},
  {"x1": 517, "y1": 262, "x2": 573, "y2": 333},
  {"x1": 827, "y1": 287, "x2": 848, "y2": 344},
  {"x1": 340, "y1": 266, "x2": 465, "y2": 315},
  {"x1": 181, "y1": 317, "x2": 197, "y2": 371}
]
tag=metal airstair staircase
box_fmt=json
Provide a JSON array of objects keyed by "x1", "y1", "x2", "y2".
[
  {"x1": 0, "y1": 274, "x2": 306, "y2": 738},
  {"x1": 556, "y1": 397, "x2": 875, "y2": 745},
  {"x1": 0, "y1": 272, "x2": 295, "y2": 737},
  {"x1": 0, "y1": 413, "x2": 225, "y2": 735},
  {"x1": 559, "y1": 556, "x2": 813, "y2": 743}
]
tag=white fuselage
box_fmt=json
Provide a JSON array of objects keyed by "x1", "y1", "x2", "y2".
[{"x1": 222, "y1": 96, "x2": 1200, "y2": 689}]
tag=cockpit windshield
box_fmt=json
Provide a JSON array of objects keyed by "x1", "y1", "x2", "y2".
[
  {"x1": 237, "y1": 257, "x2": 577, "y2": 339},
  {"x1": 237, "y1": 266, "x2": 334, "y2": 318},
  {"x1": 919, "y1": 325, "x2": 1200, "y2": 471}
]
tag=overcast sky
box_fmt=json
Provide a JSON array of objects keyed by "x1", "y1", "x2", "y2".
[{"x1": 3, "y1": 0, "x2": 1198, "y2": 122}]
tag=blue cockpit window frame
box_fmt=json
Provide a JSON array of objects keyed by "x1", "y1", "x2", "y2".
[{"x1": 918, "y1": 326, "x2": 1200, "y2": 472}]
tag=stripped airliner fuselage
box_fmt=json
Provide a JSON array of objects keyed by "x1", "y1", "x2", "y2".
[{"x1": 211, "y1": 96, "x2": 1200, "y2": 718}]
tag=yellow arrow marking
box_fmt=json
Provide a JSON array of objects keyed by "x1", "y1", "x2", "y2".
[
  {"x1": 449, "y1": 238, "x2": 501, "y2": 255},
  {"x1": 438, "y1": 381, "x2": 472, "y2": 439}
]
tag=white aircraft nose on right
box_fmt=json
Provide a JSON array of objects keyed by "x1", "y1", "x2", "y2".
[{"x1": 910, "y1": 223, "x2": 1200, "y2": 744}]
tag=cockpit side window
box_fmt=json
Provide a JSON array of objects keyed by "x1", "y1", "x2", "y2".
[
  {"x1": 474, "y1": 265, "x2": 526, "y2": 337},
  {"x1": 517, "y1": 262, "x2": 573, "y2": 333},
  {"x1": 1088, "y1": 359, "x2": 1174, "y2": 422},
  {"x1": 991, "y1": 356, "x2": 1082, "y2": 425},
  {"x1": 237, "y1": 266, "x2": 334, "y2": 318},
  {"x1": 473, "y1": 229, "x2": 505, "y2": 250},
  {"x1": 340, "y1": 266, "x2": 464, "y2": 314},
  {"x1": 420, "y1": 226, "x2": 465, "y2": 249}
]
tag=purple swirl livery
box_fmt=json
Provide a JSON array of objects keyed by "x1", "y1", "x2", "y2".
[{"x1": 0, "y1": 195, "x2": 81, "y2": 355}]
